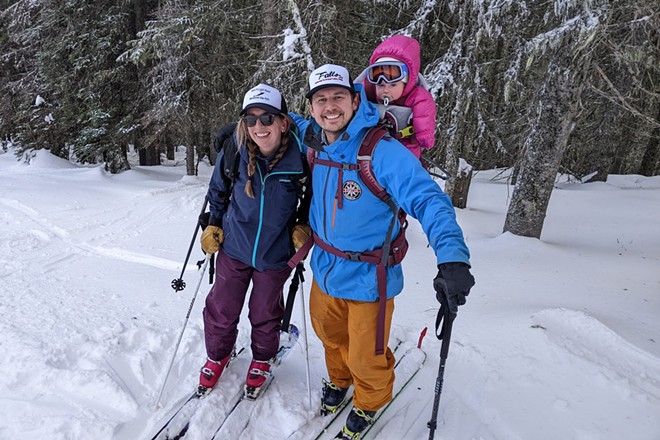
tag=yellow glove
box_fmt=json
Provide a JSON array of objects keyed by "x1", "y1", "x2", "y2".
[
  {"x1": 291, "y1": 224, "x2": 312, "y2": 250},
  {"x1": 201, "y1": 226, "x2": 224, "y2": 254}
]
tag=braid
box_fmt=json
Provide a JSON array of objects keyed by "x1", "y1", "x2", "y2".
[
  {"x1": 245, "y1": 143, "x2": 258, "y2": 198},
  {"x1": 268, "y1": 132, "x2": 290, "y2": 172}
]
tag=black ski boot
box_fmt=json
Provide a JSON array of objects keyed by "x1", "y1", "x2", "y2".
[
  {"x1": 337, "y1": 407, "x2": 376, "y2": 439},
  {"x1": 321, "y1": 379, "x2": 349, "y2": 414}
]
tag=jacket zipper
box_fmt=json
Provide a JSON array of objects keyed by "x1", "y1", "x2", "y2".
[{"x1": 251, "y1": 164, "x2": 303, "y2": 268}]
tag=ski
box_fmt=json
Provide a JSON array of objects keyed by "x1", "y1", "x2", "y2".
[
  {"x1": 314, "y1": 345, "x2": 426, "y2": 440},
  {"x1": 358, "y1": 347, "x2": 427, "y2": 439},
  {"x1": 284, "y1": 336, "x2": 420, "y2": 440},
  {"x1": 151, "y1": 323, "x2": 298, "y2": 440},
  {"x1": 310, "y1": 339, "x2": 404, "y2": 440},
  {"x1": 149, "y1": 347, "x2": 245, "y2": 440},
  {"x1": 207, "y1": 324, "x2": 300, "y2": 440}
]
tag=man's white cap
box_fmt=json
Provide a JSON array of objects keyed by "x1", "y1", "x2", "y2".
[
  {"x1": 241, "y1": 83, "x2": 287, "y2": 115},
  {"x1": 306, "y1": 64, "x2": 354, "y2": 99}
]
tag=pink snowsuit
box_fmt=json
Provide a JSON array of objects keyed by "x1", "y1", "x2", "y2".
[{"x1": 363, "y1": 35, "x2": 437, "y2": 159}]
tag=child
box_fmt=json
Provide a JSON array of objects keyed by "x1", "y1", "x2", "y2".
[{"x1": 359, "y1": 35, "x2": 436, "y2": 160}]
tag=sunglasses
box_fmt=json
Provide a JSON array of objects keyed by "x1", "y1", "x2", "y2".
[
  {"x1": 366, "y1": 62, "x2": 409, "y2": 84},
  {"x1": 242, "y1": 113, "x2": 278, "y2": 127}
]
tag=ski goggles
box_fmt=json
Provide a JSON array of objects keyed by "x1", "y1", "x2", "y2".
[
  {"x1": 242, "y1": 113, "x2": 277, "y2": 127},
  {"x1": 366, "y1": 62, "x2": 409, "y2": 84}
]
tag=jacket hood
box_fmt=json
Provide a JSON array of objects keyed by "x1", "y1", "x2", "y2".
[{"x1": 365, "y1": 35, "x2": 421, "y2": 102}]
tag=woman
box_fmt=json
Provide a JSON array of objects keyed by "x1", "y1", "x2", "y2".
[{"x1": 198, "y1": 83, "x2": 311, "y2": 398}]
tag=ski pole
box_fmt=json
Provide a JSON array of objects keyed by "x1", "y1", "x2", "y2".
[
  {"x1": 154, "y1": 253, "x2": 211, "y2": 409},
  {"x1": 281, "y1": 264, "x2": 302, "y2": 331},
  {"x1": 427, "y1": 290, "x2": 457, "y2": 440},
  {"x1": 420, "y1": 154, "x2": 451, "y2": 181},
  {"x1": 171, "y1": 197, "x2": 208, "y2": 293},
  {"x1": 296, "y1": 264, "x2": 313, "y2": 409}
]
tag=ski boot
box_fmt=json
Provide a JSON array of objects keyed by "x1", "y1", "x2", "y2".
[
  {"x1": 244, "y1": 357, "x2": 275, "y2": 400},
  {"x1": 197, "y1": 353, "x2": 231, "y2": 397},
  {"x1": 321, "y1": 379, "x2": 349, "y2": 415},
  {"x1": 337, "y1": 407, "x2": 376, "y2": 439}
]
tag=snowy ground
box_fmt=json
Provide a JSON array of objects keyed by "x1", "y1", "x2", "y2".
[{"x1": 1, "y1": 147, "x2": 659, "y2": 440}]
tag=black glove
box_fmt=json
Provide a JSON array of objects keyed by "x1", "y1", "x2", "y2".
[
  {"x1": 198, "y1": 211, "x2": 222, "y2": 230},
  {"x1": 198, "y1": 211, "x2": 211, "y2": 230},
  {"x1": 434, "y1": 262, "x2": 475, "y2": 314}
]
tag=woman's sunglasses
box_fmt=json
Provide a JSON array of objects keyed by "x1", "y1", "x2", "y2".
[
  {"x1": 242, "y1": 114, "x2": 277, "y2": 127},
  {"x1": 367, "y1": 62, "x2": 408, "y2": 84}
]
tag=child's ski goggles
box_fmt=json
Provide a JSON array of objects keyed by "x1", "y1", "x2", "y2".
[{"x1": 366, "y1": 62, "x2": 409, "y2": 84}]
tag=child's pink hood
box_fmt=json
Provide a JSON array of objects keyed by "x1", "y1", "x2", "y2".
[{"x1": 368, "y1": 35, "x2": 421, "y2": 98}]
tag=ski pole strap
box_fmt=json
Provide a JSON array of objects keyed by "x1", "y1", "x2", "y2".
[
  {"x1": 208, "y1": 253, "x2": 215, "y2": 285},
  {"x1": 435, "y1": 300, "x2": 456, "y2": 341},
  {"x1": 287, "y1": 236, "x2": 314, "y2": 269}
]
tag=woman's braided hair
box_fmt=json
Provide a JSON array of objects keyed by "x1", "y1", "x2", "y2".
[{"x1": 236, "y1": 113, "x2": 292, "y2": 198}]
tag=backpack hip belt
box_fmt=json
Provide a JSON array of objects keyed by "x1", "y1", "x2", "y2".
[{"x1": 312, "y1": 217, "x2": 408, "y2": 356}]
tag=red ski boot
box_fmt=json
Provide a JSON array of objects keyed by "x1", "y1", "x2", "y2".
[
  {"x1": 244, "y1": 358, "x2": 274, "y2": 400},
  {"x1": 197, "y1": 354, "x2": 231, "y2": 396}
]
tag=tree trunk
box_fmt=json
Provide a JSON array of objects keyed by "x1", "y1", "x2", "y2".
[
  {"x1": 165, "y1": 130, "x2": 174, "y2": 161},
  {"x1": 504, "y1": 52, "x2": 584, "y2": 238},
  {"x1": 139, "y1": 146, "x2": 160, "y2": 166},
  {"x1": 132, "y1": 0, "x2": 153, "y2": 167},
  {"x1": 450, "y1": 159, "x2": 473, "y2": 209},
  {"x1": 638, "y1": 106, "x2": 660, "y2": 176},
  {"x1": 186, "y1": 125, "x2": 196, "y2": 176},
  {"x1": 186, "y1": 145, "x2": 195, "y2": 176},
  {"x1": 441, "y1": 4, "x2": 478, "y2": 208},
  {"x1": 208, "y1": 130, "x2": 218, "y2": 166}
]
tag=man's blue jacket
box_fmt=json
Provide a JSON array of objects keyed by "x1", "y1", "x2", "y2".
[{"x1": 293, "y1": 84, "x2": 470, "y2": 301}]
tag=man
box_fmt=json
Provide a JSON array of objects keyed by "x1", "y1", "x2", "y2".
[{"x1": 293, "y1": 64, "x2": 475, "y2": 439}]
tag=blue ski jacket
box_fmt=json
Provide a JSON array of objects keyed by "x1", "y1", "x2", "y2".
[
  {"x1": 206, "y1": 132, "x2": 307, "y2": 271},
  {"x1": 293, "y1": 83, "x2": 470, "y2": 301}
]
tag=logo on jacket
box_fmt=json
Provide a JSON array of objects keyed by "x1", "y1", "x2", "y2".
[{"x1": 342, "y1": 180, "x2": 362, "y2": 200}]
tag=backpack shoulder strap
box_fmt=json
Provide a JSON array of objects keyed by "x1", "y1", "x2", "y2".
[
  {"x1": 357, "y1": 125, "x2": 391, "y2": 203},
  {"x1": 305, "y1": 147, "x2": 316, "y2": 172},
  {"x1": 221, "y1": 136, "x2": 240, "y2": 182}
]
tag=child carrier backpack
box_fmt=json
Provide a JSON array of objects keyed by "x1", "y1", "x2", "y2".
[
  {"x1": 375, "y1": 103, "x2": 414, "y2": 141},
  {"x1": 305, "y1": 125, "x2": 409, "y2": 355}
]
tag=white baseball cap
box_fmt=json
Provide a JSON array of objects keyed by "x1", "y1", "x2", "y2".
[
  {"x1": 306, "y1": 64, "x2": 354, "y2": 99},
  {"x1": 241, "y1": 83, "x2": 287, "y2": 115}
]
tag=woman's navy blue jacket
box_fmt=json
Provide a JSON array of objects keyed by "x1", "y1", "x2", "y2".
[{"x1": 206, "y1": 131, "x2": 309, "y2": 271}]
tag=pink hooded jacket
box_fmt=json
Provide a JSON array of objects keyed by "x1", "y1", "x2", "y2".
[{"x1": 363, "y1": 35, "x2": 437, "y2": 158}]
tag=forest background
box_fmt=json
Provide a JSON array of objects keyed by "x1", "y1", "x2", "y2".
[{"x1": 1, "y1": 0, "x2": 658, "y2": 237}]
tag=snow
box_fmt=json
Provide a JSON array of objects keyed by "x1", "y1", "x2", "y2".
[{"x1": 1, "y1": 148, "x2": 659, "y2": 440}]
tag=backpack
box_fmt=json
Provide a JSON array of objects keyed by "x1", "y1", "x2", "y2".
[
  {"x1": 375, "y1": 103, "x2": 414, "y2": 140},
  {"x1": 305, "y1": 125, "x2": 408, "y2": 252}
]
